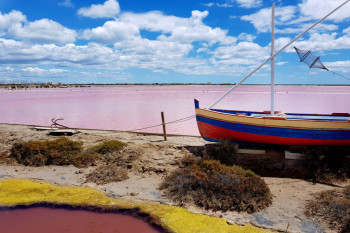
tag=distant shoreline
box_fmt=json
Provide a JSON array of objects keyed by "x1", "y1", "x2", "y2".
[{"x1": 1, "y1": 83, "x2": 350, "y2": 89}]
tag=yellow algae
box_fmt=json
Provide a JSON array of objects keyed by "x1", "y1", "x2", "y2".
[{"x1": 0, "y1": 179, "x2": 270, "y2": 233}]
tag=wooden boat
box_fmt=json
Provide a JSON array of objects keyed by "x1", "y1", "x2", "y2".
[
  {"x1": 195, "y1": 99, "x2": 350, "y2": 146},
  {"x1": 195, "y1": 1, "x2": 350, "y2": 146}
]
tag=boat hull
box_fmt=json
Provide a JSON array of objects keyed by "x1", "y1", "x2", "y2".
[{"x1": 195, "y1": 100, "x2": 350, "y2": 146}]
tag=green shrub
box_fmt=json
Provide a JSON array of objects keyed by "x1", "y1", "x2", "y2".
[
  {"x1": 160, "y1": 160, "x2": 272, "y2": 213},
  {"x1": 10, "y1": 138, "x2": 97, "y2": 167},
  {"x1": 305, "y1": 185, "x2": 350, "y2": 232},
  {"x1": 88, "y1": 140, "x2": 126, "y2": 155}
]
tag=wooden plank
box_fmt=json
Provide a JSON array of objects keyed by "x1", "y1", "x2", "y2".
[
  {"x1": 285, "y1": 151, "x2": 302, "y2": 160},
  {"x1": 34, "y1": 127, "x2": 59, "y2": 131},
  {"x1": 237, "y1": 149, "x2": 266, "y2": 155}
]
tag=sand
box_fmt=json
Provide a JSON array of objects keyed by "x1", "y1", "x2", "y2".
[{"x1": 0, "y1": 123, "x2": 348, "y2": 233}]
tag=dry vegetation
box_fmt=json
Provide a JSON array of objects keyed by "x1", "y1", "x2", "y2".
[
  {"x1": 10, "y1": 138, "x2": 126, "y2": 168},
  {"x1": 86, "y1": 164, "x2": 129, "y2": 185},
  {"x1": 87, "y1": 140, "x2": 126, "y2": 155},
  {"x1": 305, "y1": 185, "x2": 350, "y2": 233},
  {"x1": 160, "y1": 158, "x2": 272, "y2": 213},
  {"x1": 195, "y1": 140, "x2": 350, "y2": 185},
  {"x1": 194, "y1": 139, "x2": 239, "y2": 166},
  {"x1": 301, "y1": 147, "x2": 350, "y2": 184}
]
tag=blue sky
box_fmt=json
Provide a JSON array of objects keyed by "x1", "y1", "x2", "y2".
[{"x1": 0, "y1": 0, "x2": 349, "y2": 84}]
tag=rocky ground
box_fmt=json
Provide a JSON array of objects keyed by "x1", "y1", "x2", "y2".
[{"x1": 0, "y1": 123, "x2": 348, "y2": 233}]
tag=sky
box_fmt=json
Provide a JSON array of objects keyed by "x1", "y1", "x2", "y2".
[{"x1": 0, "y1": 0, "x2": 349, "y2": 84}]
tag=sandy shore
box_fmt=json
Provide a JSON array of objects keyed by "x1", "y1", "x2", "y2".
[{"x1": 0, "y1": 123, "x2": 348, "y2": 233}]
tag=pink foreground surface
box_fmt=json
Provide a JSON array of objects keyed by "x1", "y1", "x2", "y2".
[
  {"x1": 0, "y1": 85, "x2": 349, "y2": 136},
  {"x1": 0, "y1": 207, "x2": 162, "y2": 233}
]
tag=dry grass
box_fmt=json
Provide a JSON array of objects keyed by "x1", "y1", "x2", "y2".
[
  {"x1": 196, "y1": 141, "x2": 350, "y2": 184},
  {"x1": 86, "y1": 164, "x2": 129, "y2": 185},
  {"x1": 87, "y1": 140, "x2": 126, "y2": 155},
  {"x1": 305, "y1": 185, "x2": 350, "y2": 232},
  {"x1": 302, "y1": 148, "x2": 349, "y2": 184},
  {"x1": 160, "y1": 159, "x2": 272, "y2": 213},
  {"x1": 9, "y1": 138, "x2": 127, "y2": 168},
  {"x1": 195, "y1": 140, "x2": 239, "y2": 166}
]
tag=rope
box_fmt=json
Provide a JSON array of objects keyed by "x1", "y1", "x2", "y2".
[
  {"x1": 126, "y1": 115, "x2": 196, "y2": 132},
  {"x1": 330, "y1": 70, "x2": 350, "y2": 81},
  {"x1": 84, "y1": 114, "x2": 196, "y2": 135}
]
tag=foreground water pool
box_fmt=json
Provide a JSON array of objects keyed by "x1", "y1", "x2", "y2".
[{"x1": 0, "y1": 207, "x2": 162, "y2": 233}]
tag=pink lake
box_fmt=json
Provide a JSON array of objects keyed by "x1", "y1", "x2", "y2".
[
  {"x1": 0, "y1": 207, "x2": 162, "y2": 233},
  {"x1": 0, "y1": 85, "x2": 349, "y2": 136}
]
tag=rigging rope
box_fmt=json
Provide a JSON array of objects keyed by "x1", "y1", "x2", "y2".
[
  {"x1": 295, "y1": 46, "x2": 350, "y2": 81},
  {"x1": 330, "y1": 71, "x2": 350, "y2": 81}
]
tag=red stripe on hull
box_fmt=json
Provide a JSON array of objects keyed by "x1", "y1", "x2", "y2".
[{"x1": 197, "y1": 121, "x2": 350, "y2": 146}]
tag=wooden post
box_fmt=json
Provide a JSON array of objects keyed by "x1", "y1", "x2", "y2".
[{"x1": 161, "y1": 112, "x2": 167, "y2": 141}]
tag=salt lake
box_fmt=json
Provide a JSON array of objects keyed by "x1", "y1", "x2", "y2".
[{"x1": 1, "y1": 85, "x2": 349, "y2": 136}]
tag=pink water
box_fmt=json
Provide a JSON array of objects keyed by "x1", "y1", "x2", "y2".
[
  {"x1": 0, "y1": 207, "x2": 162, "y2": 233},
  {"x1": 0, "y1": 85, "x2": 349, "y2": 136}
]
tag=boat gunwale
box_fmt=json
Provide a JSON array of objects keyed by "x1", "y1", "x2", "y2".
[{"x1": 202, "y1": 108, "x2": 350, "y2": 123}]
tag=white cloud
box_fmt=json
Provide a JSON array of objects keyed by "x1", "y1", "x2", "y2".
[
  {"x1": 241, "y1": 6, "x2": 297, "y2": 33},
  {"x1": 164, "y1": 21, "x2": 231, "y2": 45},
  {"x1": 120, "y1": 10, "x2": 235, "y2": 45},
  {"x1": 2, "y1": 2, "x2": 347, "y2": 81},
  {"x1": 21, "y1": 67, "x2": 45, "y2": 73},
  {"x1": 0, "y1": 36, "x2": 246, "y2": 77},
  {"x1": 203, "y1": 2, "x2": 215, "y2": 7},
  {"x1": 204, "y1": 0, "x2": 261, "y2": 9},
  {"x1": 20, "y1": 67, "x2": 70, "y2": 77},
  {"x1": 238, "y1": 33, "x2": 256, "y2": 42},
  {"x1": 58, "y1": 0, "x2": 74, "y2": 8},
  {"x1": 113, "y1": 37, "x2": 195, "y2": 71},
  {"x1": 114, "y1": 37, "x2": 192, "y2": 57},
  {"x1": 299, "y1": 0, "x2": 350, "y2": 22},
  {"x1": 276, "y1": 61, "x2": 287, "y2": 66},
  {"x1": 324, "y1": 60, "x2": 350, "y2": 73},
  {"x1": 293, "y1": 32, "x2": 350, "y2": 52},
  {"x1": 235, "y1": 0, "x2": 262, "y2": 9},
  {"x1": 0, "y1": 39, "x2": 118, "y2": 69},
  {"x1": 0, "y1": 10, "x2": 26, "y2": 30},
  {"x1": 343, "y1": 27, "x2": 350, "y2": 36},
  {"x1": 120, "y1": 11, "x2": 183, "y2": 34},
  {"x1": 191, "y1": 10, "x2": 209, "y2": 21},
  {"x1": 216, "y1": 3, "x2": 234, "y2": 8},
  {"x1": 82, "y1": 20, "x2": 139, "y2": 44},
  {"x1": 77, "y1": 0, "x2": 120, "y2": 19},
  {"x1": 276, "y1": 23, "x2": 338, "y2": 34},
  {"x1": 8, "y1": 18, "x2": 76, "y2": 44},
  {"x1": 214, "y1": 41, "x2": 269, "y2": 64}
]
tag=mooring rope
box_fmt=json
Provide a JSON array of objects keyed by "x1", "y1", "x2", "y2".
[
  {"x1": 83, "y1": 114, "x2": 196, "y2": 135},
  {"x1": 126, "y1": 114, "x2": 196, "y2": 133}
]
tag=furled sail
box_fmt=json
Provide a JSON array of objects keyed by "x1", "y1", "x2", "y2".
[{"x1": 294, "y1": 47, "x2": 329, "y2": 71}]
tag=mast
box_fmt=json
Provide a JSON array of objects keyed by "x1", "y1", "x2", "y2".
[
  {"x1": 208, "y1": 0, "x2": 350, "y2": 110},
  {"x1": 270, "y1": 3, "x2": 275, "y2": 115}
]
